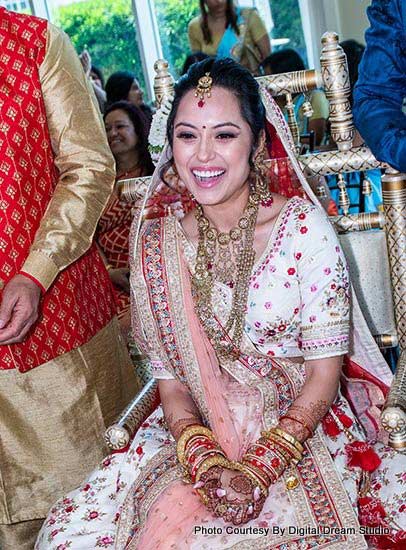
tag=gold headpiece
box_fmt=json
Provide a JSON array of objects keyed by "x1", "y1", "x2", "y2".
[{"x1": 195, "y1": 72, "x2": 213, "y2": 107}]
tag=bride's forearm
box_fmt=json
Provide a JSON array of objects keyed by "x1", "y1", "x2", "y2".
[
  {"x1": 278, "y1": 356, "x2": 342, "y2": 443},
  {"x1": 158, "y1": 379, "x2": 203, "y2": 440}
]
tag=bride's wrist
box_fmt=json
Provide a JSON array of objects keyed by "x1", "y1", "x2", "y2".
[{"x1": 278, "y1": 415, "x2": 313, "y2": 443}]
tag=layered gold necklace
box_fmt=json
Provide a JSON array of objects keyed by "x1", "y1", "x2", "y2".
[{"x1": 192, "y1": 188, "x2": 260, "y2": 359}]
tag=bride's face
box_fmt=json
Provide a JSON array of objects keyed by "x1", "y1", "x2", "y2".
[{"x1": 172, "y1": 86, "x2": 253, "y2": 207}]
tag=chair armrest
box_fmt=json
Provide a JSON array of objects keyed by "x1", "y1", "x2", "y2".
[
  {"x1": 381, "y1": 350, "x2": 406, "y2": 451},
  {"x1": 104, "y1": 379, "x2": 160, "y2": 450}
]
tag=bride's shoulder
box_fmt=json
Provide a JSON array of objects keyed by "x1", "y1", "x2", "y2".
[{"x1": 260, "y1": 193, "x2": 324, "y2": 228}]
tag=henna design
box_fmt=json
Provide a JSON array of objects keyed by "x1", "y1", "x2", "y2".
[
  {"x1": 229, "y1": 474, "x2": 253, "y2": 495},
  {"x1": 285, "y1": 400, "x2": 329, "y2": 433},
  {"x1": 278, "y1": 417, "x2": 309, "y2": 443},
  {"x1": 165, "y1": 414, "x2": 200, "y2": 440}
]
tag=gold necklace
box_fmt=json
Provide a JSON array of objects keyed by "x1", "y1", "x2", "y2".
[{"x1": 192, "y1": 189, "x2": 260, "y2": 359}]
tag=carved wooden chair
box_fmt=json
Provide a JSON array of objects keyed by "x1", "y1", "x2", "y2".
[{"x1": 105, "y1": 33, "x2": 406, "y2": 453}]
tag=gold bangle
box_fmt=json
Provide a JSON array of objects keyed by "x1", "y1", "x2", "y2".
[
  {"x1": 257, "y1": 438, "x2": 293, "y2": 465},
  {"x1": 176, "y1": 425, "x2": 216, "y2": 467},
  {"x1": 265, "y1": 433, "x2": 303, "y2": 464},
  {"x1": 241, "y1": 460, "x2": 272, "y2": 488},
  {"x1": 265, "y1": 427, "x2": 304, "y2": 454}
]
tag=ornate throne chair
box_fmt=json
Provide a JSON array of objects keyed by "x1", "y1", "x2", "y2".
[{"x1": 105, "y1": 33, "x2": 406, "y2": 453}]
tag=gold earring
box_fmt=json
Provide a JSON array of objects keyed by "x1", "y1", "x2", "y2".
[{"x1": 253, "y1": 143, "x2": 273, "y2": 207}]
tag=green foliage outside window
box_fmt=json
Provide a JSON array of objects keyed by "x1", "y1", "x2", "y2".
[
  {"x1": 54, "y1": 0, "x2": 146, "y2": 91},
  {"x1": 154, "y1": 0, "x2": 198, "y2": 78},
  {"x1": 54, "y1": 0, "x2": 306, "y2": 95},
  {"x1": 270, "y1": 0, "x2": 307, "y2": 63}
]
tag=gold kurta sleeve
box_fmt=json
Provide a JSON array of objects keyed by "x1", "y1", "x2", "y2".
[{"x1": 21, "y1": 23, "x2": 115, "y2": 291}]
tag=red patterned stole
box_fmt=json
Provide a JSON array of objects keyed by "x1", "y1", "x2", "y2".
[{"x1": 0, "y1": 8, "x2": 116, "y2": 371}]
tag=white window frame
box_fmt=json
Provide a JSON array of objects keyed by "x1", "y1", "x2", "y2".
[
  {"x1": 29, "y1": 0, "x2": 50, "y2": 19},
  {"x1": 132, "y1": 0, "x2": 163, "y2": 100}
]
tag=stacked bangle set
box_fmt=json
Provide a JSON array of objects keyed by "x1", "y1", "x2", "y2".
[
  {"x1": 176, "y1": 425, "x2": 227, "y2": 484},
  {"x1": 176, "y1": 424, "x2": 304, "y2": 498}
]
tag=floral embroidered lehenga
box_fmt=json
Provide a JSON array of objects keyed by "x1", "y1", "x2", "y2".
[{"x1": 36, "y1": 88, "x2": 406, "y2": 550}]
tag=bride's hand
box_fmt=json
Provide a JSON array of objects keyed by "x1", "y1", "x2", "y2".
[{"x1": 197, "y1": 466, "x2": 265, "y2": 525}]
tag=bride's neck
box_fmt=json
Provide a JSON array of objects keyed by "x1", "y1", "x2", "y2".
[{"x1": 200, "y1": 185, "x2": 250, "y2": 233}]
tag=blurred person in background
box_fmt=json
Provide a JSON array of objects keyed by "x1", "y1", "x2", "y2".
[
  {"x1": 188, "y1": 0, "x2": 270, "y2": 74},
  {"x1": 105, "y1": 70, "x2": 154, "y2": 123},
  {"x1": 79, "y1": 49, "x2": 107, "y2": 112},
  {"x1": 98, "y1": 101, "x2": 154, "y2": 343},
  {"x1": 353, "y1": 0, "x2": 406, "y2": 173},
  {"x1": 181, "y1": 51, "x2": 210, "y2": 75},
  {"x1": 261, "y1": 49, "x2": 329, "y2": 147}
]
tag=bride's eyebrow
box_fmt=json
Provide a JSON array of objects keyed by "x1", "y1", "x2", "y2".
[
  {"x1": 174, "y1": 122, "x2": 241, "y2": 129},
  {"x1": 174, "y1": 122, "x2": 197, "y2": 129},
  {"x1": 213, "y1": 122, "x2": 241, "y2": 129}
]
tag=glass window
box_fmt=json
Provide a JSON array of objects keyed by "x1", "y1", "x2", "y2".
[
  {"x1": 154, "y1": 0, "x2": 198, "y2": 79},
  {"x1": 269, "y1": 0, "x2": 307, "y2": 64},
  {"x1": 47, "y1": 0, "x2": 146, "y2": 92},
  {"x1": 5, "y1": 0, "x2": 31, "y2": 13}
]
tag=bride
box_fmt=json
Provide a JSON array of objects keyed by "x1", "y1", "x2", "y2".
[{"x1": 36, "y1": 58, "x2": 405, "y2": 550}]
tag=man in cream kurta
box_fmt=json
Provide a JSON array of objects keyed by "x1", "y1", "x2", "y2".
[{"x1": 0, "y1": 8, "x2": 139, "y2": 548}]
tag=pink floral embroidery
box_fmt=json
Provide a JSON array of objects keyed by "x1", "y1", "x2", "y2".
[
  {"x1": 324, "y1": 267, "x2": 331, "y2": 275},
  {"x1": 310, "y1": 284, "x2": 317, "y2": 292},
  {"x1": 287, "y1": 267, "x2": 296, "y2": 275},
  {"x1": 264, "y1": 301, "x2": 272, "y2": 309},
  {"x1": 96, "y1": 535, "x2": 114, "y2": 547},
  {"x1": 300, "y1": 226, "x2": 308, "y2": 234}
]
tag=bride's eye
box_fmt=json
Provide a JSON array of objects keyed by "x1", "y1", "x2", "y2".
[
  {"x1": 216, "y1": 132, "x2": 237, "y2": 140},
  {"x1": 176, "y1": 132, "x2": 196, "y2": 140}
]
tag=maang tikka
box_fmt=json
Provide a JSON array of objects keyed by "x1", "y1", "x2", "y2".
[{"x1": 195, "y1": 72, "x2": 213, "y2": 108}]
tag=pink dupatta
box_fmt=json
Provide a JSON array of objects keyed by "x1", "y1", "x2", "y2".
[{"x1": 133, "y1": 248, "x2": 264, "y2": 549}]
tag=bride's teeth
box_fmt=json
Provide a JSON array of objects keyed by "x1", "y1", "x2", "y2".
[{"x1": 193, "y1": 169, "x2": 224, "y2": 178}]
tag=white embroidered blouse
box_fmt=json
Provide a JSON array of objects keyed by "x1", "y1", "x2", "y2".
[{"x1": 152, "y1": 197, "x2": 350, "y2": 379}]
